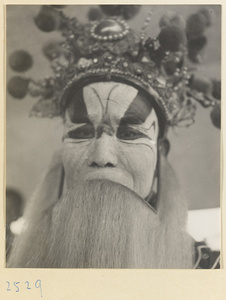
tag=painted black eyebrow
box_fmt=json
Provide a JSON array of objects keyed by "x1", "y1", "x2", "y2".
[
  {"x1": 66, "y1": 89, "x2": 91, "y2": 124},
  {"x1": 119, "y1": 115, "x2": 146, "y2": 125},
  {"x1": 118, "y1": 90, "x2": 154, "y2": 126}
]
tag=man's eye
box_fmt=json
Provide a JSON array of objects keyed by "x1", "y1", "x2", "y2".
[
  {"x1": 116, "y1": 127, "x2": 145, "y2": 140},
  {"x1": 68, "y1": 124, "x2": 95, "y2": 139}
]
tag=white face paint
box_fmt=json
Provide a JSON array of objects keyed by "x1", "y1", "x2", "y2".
[{"x1": 62, "y1": 81, "x2": 159, "y2": 198}]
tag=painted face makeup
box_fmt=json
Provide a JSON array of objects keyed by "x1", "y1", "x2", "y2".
[{"x1": 62, "y1": 81, "x2": 159, "y2": 199}]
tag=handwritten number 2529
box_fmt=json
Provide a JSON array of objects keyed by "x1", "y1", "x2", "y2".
[{"x1": 6, "y1": 280, "x2": 42, "y2": 297}]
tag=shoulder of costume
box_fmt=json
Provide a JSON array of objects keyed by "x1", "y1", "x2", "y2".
[{"x1": 194, "y1": 240, "x2": 220, "y2": 269}]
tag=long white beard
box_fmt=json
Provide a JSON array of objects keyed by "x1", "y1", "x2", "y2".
[
  {"x1": 46, "y1": 180, "x2": 161, "y2": 268},
  {"x1": 8, "y1": 153, "x2": 194, "y2": 269}
]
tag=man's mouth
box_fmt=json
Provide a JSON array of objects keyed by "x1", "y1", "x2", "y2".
[{"x1": 82, "y1": 169, "x2": 133, "y2": 189}]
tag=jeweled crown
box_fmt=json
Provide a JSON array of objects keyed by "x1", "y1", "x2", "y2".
[{"x1": 7, "y1": 5, "x2": 221, "y2": 129}]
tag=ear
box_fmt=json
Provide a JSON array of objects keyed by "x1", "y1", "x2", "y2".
[{"x1": 158, "y1": 138, "x2": 170, "y2": 156}]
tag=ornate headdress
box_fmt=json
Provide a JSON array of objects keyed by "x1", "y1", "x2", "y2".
[{"x1": 7, "y1": 5, "x2": 221, "y2": 132}]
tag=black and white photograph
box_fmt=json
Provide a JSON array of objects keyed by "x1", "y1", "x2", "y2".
[{"x1": 6, "y1": 5, "x2": 221, "y2": 269}]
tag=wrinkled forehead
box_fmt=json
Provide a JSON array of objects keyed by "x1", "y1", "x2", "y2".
[{"x1": 66, "y1": 81, "x2": 159, "y2": 126}]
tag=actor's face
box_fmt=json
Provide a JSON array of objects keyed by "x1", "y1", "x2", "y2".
[{"x1": 62, "y1": 82, "x2": 159, "y2": 198}]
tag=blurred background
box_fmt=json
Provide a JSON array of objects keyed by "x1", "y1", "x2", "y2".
[{"x1": 6, "y1": 5, "x2": 221, "y2": 249}]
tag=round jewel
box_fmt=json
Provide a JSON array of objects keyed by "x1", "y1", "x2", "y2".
[
  {"x1": 136, "y1": 69, "x2": 142, "y2": 75},
  {"x1": 91, "y1": 19, "x2": 129, "y2": 41}
]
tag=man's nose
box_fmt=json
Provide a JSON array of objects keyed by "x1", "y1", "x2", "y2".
[{"x1": 88, "y1": 133, "x2": 118, "y2": 168}]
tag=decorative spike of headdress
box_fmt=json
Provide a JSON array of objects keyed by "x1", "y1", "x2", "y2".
[{"x1": 7, "y1": 5, "x2": 221, "y2": 129}]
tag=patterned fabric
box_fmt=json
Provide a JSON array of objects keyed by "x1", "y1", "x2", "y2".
[{"x1": 194, "y1": 241, "x2": 220, "y2": 269}]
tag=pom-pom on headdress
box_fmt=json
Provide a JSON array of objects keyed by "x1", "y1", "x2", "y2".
[{"x1": 7, "y1": 5, "x2": 221, "y2": 130}]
